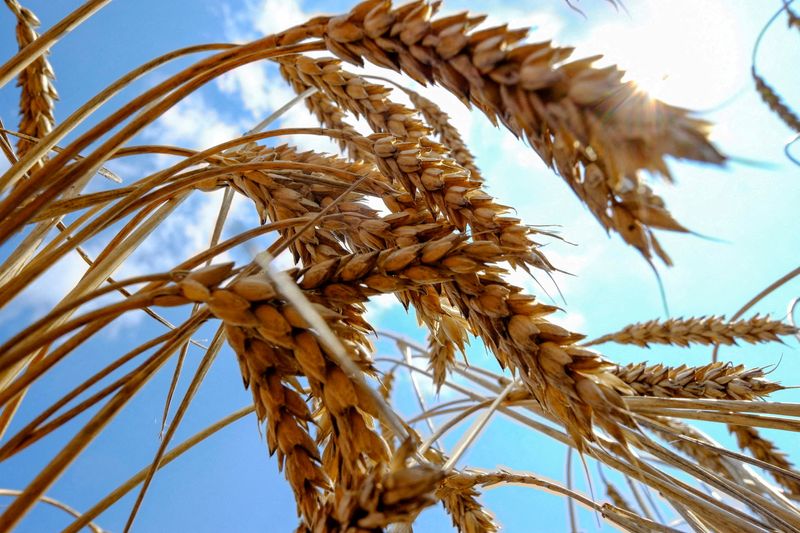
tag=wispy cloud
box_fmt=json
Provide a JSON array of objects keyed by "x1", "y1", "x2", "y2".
[
  {"x1": 364, "y1": 293, "x2": 401, "y2": 326},
  {"x1": 216, "y1": 63, "x2": 295, "y2": 119},
  {"x1": 146, "y1": 93, "x2": 241, "y2": 150},
  {"x1": 4, "y1": 253, "x2": 88, "y2": 320},
  {"x1": 221, "y1": 0, "x2": 313, "y2": 42}
]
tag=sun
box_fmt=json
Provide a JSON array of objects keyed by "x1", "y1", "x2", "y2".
[{"x1": 573, "y1": 0, "x2": 746, "y2": 109}]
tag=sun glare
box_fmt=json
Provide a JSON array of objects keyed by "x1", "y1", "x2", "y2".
[{"x1": 576, "y1": 0, "x2": 745, "y2": 108}]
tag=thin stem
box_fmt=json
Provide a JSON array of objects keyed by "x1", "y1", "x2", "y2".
[
  {"x1": 0, "y1": 0, "x2": 111, "y2": 88},
  {"x1": 0, "y1": 489, "x2": 105, "y2": 533},
  {"x1": 566, "y1": 448, "x2": 579, "y2": 533},
  {"x1": 124, "y1": 326, "x2": 225, "y2": 532},
  {"x1": 401, "y1": 344, "x2": 440, "y2": 444},
  {"x1": 62, "y1": 406, "x2": 254, "y2": 533},
  {"x1": 442, "y1": 379, "x2": 518, "y2": 471},
  {"x1": 712, "y1": 265, "x2": 800, "y2": 361},
  {"x1": 0, "y1": 314, "x2": 206, "y2": 531}
]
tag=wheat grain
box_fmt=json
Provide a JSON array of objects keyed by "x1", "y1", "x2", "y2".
[{"x1": 427, "y1": 312, "x2": 469, "y2": 391}]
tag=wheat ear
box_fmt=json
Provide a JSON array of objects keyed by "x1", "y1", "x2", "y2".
[
  {"x1": 5, "y1": 0, "x2": 58, "y2": 167},
  {"x1": 612, "y1": 361, "x2": 783, "y2": 400},
  {"x1": 585, "y1": 315, "x2": 797, "y2": 348}
]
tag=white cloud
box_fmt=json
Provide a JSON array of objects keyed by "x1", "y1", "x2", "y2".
[
  {"x1": 551, "y1": 311, "x2": 586, "y2": 333},
  {"x1": 216, "y1": 62, "x2": 275, "y2": 118},
  {"x1": 146, "y1": 93, "x2": 241, "y2": 150},
  {"x1": 365, "y1": 293, "x2": 401, "y2": 326},
  {"x1": 217, "y1": 0, "x2": 347, "y2": 152},
  {"x1": 222, "y1": 0, "x2": 312, "y2": 42},
  {"x1": 116, "y1": 188, "x2": 259, "y2": 281},
  {"x1": 5, "y1": 252, "x2": 88, "y2": 319},
  {"x1": 476, "y1": 4, "x2": 564, "y2": 43}
]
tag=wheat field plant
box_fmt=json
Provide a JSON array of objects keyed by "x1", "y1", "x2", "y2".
[{"x1": 0, "y1": 0, "x2": 798, "y2": 531}]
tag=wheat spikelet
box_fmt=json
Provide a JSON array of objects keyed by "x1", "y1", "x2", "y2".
[
  {"x1": 380, "y1": 368, "x2": 395, "y2": 400},
  {"x1": 585, "y1": 314, "x2": 797, "y2": 348},
  {"x1": 427, "y1": 312, "x2": 468, "y2": 391},
  {"x1": 6, "y1": 0, "x2": 58, "y2": 165},
  {"x1": 307, "y1": 458, "x2": 444, "y2": 531},
  {"x1": 730, "y1": 425, "x2": 800, "y2": 498},
  {"x1": 301, "y1": 91, "x2": 376, "y2": 162},
  {"x1": 437, "y1": 475, "x2": 499, "y2": 533},
  {"x1": 172, "y1": 265, "x2": 330, "y2": 522},
  {"x1": 753, "y1": 68, "x2": 800, "y2": 133},
  {"x1": 280, "y1": 56, "x2": 430, "y2": 141},
  {"x1": 402, "y1": 87, "x2": 483, "y2": 181},
  {"x1": 224, "y1": 323, "x2": 329, "y2": 521},
  {"x1": 611, "y1": 361, "x2": 783, "y2": 400},
  {"x1": 789, "y1": 7, "x2": 800, "y2": 30}
]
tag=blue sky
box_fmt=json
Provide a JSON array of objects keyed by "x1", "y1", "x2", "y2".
[{"x1": 0, "y1": 0, "x2": 798, "y2": 531}]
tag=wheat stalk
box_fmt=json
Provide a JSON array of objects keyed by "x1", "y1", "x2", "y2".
[
  {"x1": 443, "y1": 471, "x2": 678, "y2": 533},
  {"x1": 730, "y1": 425, "x2": 800, "y2": 499}
]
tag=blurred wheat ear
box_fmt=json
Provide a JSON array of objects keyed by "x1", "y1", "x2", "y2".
[{"x1": 0, "y1": 1, "x2": 799, "y2": 532}]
